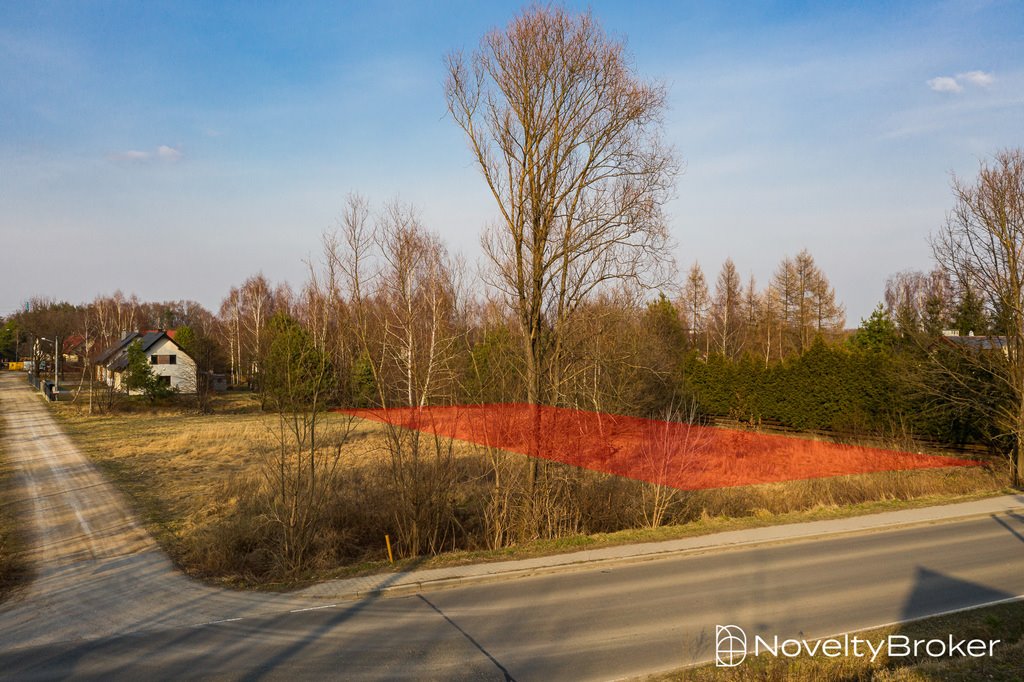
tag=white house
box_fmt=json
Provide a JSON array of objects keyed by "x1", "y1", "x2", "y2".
[{"x1": 93, "y1": 330, "x2": 197, "y2": 394}]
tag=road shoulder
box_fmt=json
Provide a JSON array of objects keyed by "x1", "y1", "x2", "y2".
[{"x1": 299, "y1": 492, "x2": 1024, "y2": 600}]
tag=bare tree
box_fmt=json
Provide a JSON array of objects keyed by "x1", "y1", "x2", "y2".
[
  {"x1": 239, "y1": 274, "x2": 273, "y2": 388},
  {"x1": 327, "y1": 195, "x2": 465, "y2": 557},
  {"x1": 219, "y1": 287, "x2": 243, "y2": 386},
  {"x1": 885, "y1": 268, "x2": 953, "y2": 338},
  {"x1": 772, "y1": 250, "x2": 843, "y2": 355},
  {"x1": 760, "y1": 283, "x2": 780, "y2": 363},
  {"x1": 810, "y1": 265, "x2": 844, "y2": 338},
  {"x1": 885, "y1": 270, "x2": 929, "y2": 336},
  {"x1": 772, "y1": 256, "x2": 798, "y2": 356},
  {"x1": 711, "y1": 259, "x2": 742, "y2": 358},
  {"x1": 376, "y1": 201, "x2": 461, "y2": 408},
  {"x1": 683, "y1": 262, "x2": 710, "y2": 352},
  {"x1": 636, "y1": 402, "x2": 709, "y2": 528},
  {"x1": 92, "y1": 290, "x2": 140, "y2": 344},
  {"x1": 932, "y1": 148, "x2": 1024, "y2": 484},
  {"x1": 742, "y1": 274, "x2": 760, "y2": 357},
  {"x1": 445, "y1": 4, "x2": 678, "y2": 414}
]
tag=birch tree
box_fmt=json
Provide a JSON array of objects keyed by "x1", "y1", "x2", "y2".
[{"x1": 932, "y1": 149, "x2": 1024, "y2": 484}]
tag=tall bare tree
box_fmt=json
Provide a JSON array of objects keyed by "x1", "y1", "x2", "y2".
[
  {"x1": 219, "y1": 287, "x2": 243, "y2": 386},
  {"x1": 445, "y1": 5, "x2": 678, "y2": 415},
  {"x1": 711, "y1": 258, "x2": 743, "y2": 358},
  {"x1": 772, "y1": 256, "x2": 799, "y2": 356},
  {"x1": 326, "y1": 195, "x2": 464, "y2": 556},
  {"x1": 932, "y1": 148, "x2": 1024, "y2": 484},
  {"x1": 92, "y1": 290, "x2": 140, "y2": 344},
  {"x1": 885, "y1": 268, "x2": 953, "y2": 338},
  {"x1": 683, "y1": 262, "x2": 710, "y2": 351},
  {"x1": 772, "y1": 250, "x2": 843, "y2": 354},
  {"x1": 239, "y1": 274, "x2": 274, "y2": 387}
]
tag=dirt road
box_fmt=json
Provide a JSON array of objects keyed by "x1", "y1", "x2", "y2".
[{"x1": 0, "y1": 374, "x2": 312, "y2": 651}]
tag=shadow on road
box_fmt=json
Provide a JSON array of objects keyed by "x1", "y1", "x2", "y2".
[
  {"x1": 0, "y1": 557, "x2": 506, "y2": 680},
  {"x1": 899, "y1": 566, "x2": 1014, "y2": 622},
  {"x1": 991, "y1": 511, "x2": 1024, "y2": 544},
  {"x1": 418, "y1": 594, "x2": 516, "y2": 681}
]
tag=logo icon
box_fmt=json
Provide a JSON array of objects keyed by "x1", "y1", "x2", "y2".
[{"x1": 716, "y1": 624, "x2": 747, "y2": 667}]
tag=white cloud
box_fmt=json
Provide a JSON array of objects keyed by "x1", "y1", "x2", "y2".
[
  {"x1": 156, "y1": 144, "x2": 182, "y2": 161},
  {"x1": 927, "y1": 76, "x2": 962, "y2": 93},
  {"x1": 927, "y1": 70, "x2": 995, "y2": 94},
  {"x1": 108, "y1": 145, "x2": 182, "y2": 163},
  {"x1": 958, "y1": 70, "x2": 994, "y2": 87},
  {"x1": 110, "y1": 149, "x2": 151, "y2": 161}
]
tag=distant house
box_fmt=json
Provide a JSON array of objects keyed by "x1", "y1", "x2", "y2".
[
  {"x1": 937, "y1": 330, "x2": 1009, "y2": 356},
  {"x1": 93, "y1": 330, "x2": 196, "y2": 394},
  {"x1": 62, "y1": 335, "x2": 99, "y2": 366}
]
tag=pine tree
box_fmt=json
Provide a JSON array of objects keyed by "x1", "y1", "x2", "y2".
[
  {"x1": 851, "y1": 303, "x2": 898, "y2": 352},
  {"x1": 954, "y1": 284, "x2": 987, "y2": 336},
  {"x1": 123, "y1": 339, "x2": 170, "y2": 402}
]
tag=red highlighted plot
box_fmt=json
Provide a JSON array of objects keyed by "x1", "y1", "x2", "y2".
[{"x1": 341, "y1": 404, "x2": 980, "y2": 490}]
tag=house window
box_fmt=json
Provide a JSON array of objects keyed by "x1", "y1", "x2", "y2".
[
  {"x1": 148, "y1": 354, "x2": 177, "y2": 365},
  {"x1": 157, "y1": 375, "x2": 171, "y2": 387}
]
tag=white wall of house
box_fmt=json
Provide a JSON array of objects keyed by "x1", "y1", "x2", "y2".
[
  {"x1": 96, "y1": 336, "x2": 197, "y2": 394},
  {"x1": 145, "y1": 337, "x2": 196, "y2": 392}
]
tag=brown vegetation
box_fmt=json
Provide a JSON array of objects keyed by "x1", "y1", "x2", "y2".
[
  {"x1": 932, "y1": 148, "x2": 1024, "y2": 484},
  {"x1": 52, "y1": 396, "x2": 1007, "y2": 587},
  {"x1": 0, "y1": 404, "x2": 31, "y2": 601}
]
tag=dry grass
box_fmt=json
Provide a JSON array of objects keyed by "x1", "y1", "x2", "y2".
[
  {"x1": 49, "y1": 394, "x2": 1012, "y2": 588},
  {"x1": 662, "y1": 599, "x2": 1024, "y2": 681},
  {"x1": 0, "y1": 396, "x2": 31, "y2": 601}
]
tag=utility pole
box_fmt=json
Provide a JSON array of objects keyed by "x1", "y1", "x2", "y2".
[{"x1": 39, "y1": 336, "x2": 59, "y2": 400}]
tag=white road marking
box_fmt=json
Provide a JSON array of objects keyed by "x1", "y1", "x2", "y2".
[
  {"x1": 289, "y1": 604, "x2": 338, "y2": 613},
  {"x1": 198, "y1": 618, "x2": 245, "y2": 627}
]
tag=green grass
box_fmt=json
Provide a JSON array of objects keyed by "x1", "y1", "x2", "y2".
[{"x1": 659, "y1": 599, "x2": 1024, "y2": 681}]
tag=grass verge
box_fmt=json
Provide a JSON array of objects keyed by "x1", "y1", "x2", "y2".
[
  {"x1": 658, "y1": 598, "x2": 1024, "y2": 681},
  {"x1": 0, "y1": 396, "x2": 31, "y2": 601}
]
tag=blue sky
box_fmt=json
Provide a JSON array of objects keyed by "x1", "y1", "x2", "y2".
[{"x1": 2, "y1": 1, "x2": 1022, "y2": 323}]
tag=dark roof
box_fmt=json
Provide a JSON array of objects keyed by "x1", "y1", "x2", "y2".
[
  {"x1": 939, "y1": 335, "x2": 1008, "y2": 351},
  {"x1": 138, "y1": 331, "x2": 169, "y2": 352},
  {"x1": 93, "y1": 330, "x2": 184, "y2": 369},
  {"x1": 93, "y1": 332, "x2": 139, "y2": 365}
]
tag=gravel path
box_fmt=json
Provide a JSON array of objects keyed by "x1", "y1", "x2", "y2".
[{"x1": 0, "y1": 374, "x2": 312, "y2": 651}]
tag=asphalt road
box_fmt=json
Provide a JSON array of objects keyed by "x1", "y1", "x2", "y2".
[{"x1": 2, "y1": 373, "x2": 1024, "y2": 680}]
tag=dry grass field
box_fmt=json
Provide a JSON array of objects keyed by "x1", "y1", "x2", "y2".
[
  {"x1": 49, "y1": 394, "x2": 1012, "y2": 587},
  {"x1": 0, "y1": 400, "x2": 31, "y2": 601}
]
